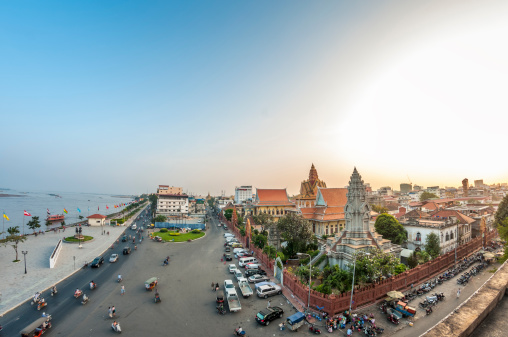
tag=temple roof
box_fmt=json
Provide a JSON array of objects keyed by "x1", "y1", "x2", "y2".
[
  {"x1": 300, "y1": 188, "x2": 348, "y2": 221},
  {"x1": 298, "y1": 164, "x2": 327, "y2": 199},
  {"x1": 255, "y1": 189, "x2": 294, "y2": 206}
]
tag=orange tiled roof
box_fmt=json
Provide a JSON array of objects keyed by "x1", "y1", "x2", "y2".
[
  {"x1": 429, "y1": 210, "x2": 475, "y2": 224},
  {"x1": 319, "y1": 188, "x2": 348, "y2": 207},
  {"x1": 422, "y1": 202, "x2": 439, "y2": 211},
  {"x1": 402, "y1": 209, "x2": 431, "y2": 219},
  {"x1": 255, "y1": 189, "x2": 294, "y2": 206},
  {"x1": 87, "y1": 214, "x2": 106, "y2": 219}
]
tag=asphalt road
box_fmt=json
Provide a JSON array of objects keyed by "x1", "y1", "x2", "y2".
[{"x1": 2, "y1": 209, "x2": 300, "y2": 336}]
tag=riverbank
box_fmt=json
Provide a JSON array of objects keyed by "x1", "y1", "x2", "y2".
[{"x1": 0, "y1": 203, "x2": 149, "y2": 316}]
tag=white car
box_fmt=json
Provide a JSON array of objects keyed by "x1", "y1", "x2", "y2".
[
  {"x1": 109, "y1": 254, "x2": 118, "y2": 263},
  {"x1": 248, "y1": 274, "x2": 270, "y2": 283},
  {"x1": 234, "y1": 270, "x2": 244, "y2": 282},
  {"x1": 224, "y1": 233, "x2": 234, "y2": 238},
  {"x1": 228, "y1": 264, "x2": 238, "y2": 274},
  {"x1": 224, "y1": 279, "x2": 236, "y2": 295}
]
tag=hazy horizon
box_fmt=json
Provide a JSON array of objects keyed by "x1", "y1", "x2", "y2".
[{"x1": 1, "y1": 0, "x2": 507, "y2": 196}]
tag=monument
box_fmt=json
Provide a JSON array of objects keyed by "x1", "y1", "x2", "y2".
[{"x1": 329, "y1": 168, "x2": 401, "y2": 269}]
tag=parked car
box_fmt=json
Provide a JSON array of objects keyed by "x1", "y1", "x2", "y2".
[
  {"x1": 91, "y1": 256, "x2": 104, "y2": 268},
  {"x1": 256, "y1": 284, "x2": 282, "y2": 298},
  {"x1": 248, "y1": 274, "x2": 270, "y2": 283},
  {"x1": 225, "y1": 254, "x2": 232, "y2": 261},
  {"x1": 109, "y1": 254, "x2": 119, "y2": 263},
  {"x1": 123, "y1": 247, "x2": 131, "y2": 255},
  {"x1": 224, "y1": 233, "x2": 234, "y2": 238},
  {"x1": 223, "y1": 279, "x2": 236, "y2": 295},
  {"x1": 228, "y1": 264, "x2": 238, "y2": 274},
  {"x1": 255, "y1": 307, "x2": 284, "y2": 326},
  {"x1": 245, "y1": 268, "x2": 267, "y2": 277}
]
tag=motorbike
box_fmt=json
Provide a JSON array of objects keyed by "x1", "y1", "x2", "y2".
[
  {"x1": 374, "y1": 327, "x2": 384, "y2": 334},
  {"x1": 364, "y1": 327, "x2": 376, "y2": 336},
  {"x1": 155, "y1": 293, "x2": 161, "y2": 303},
  {"x1": 309, "y1": 325, "x2": 322, "y2": 334},
  {"x1": 163, "y1": 259, "x2": 169, "y2": 266},
  {"x1": 216, "y1": 305, "x2": 226, "y2": 315},
  {"x1": 90, "y1": 282, "x2": 97, "y2": 290},
  {"x1": 112, "y1": 322, "x2": 122, "y2": 333},
  {"x1": 74, "y1": 290, "x2": 83, "y2": 298},
  {"x1": 426, "y1": 306, "x2": 433, "y2": 315},
  {"x1": 81, "y1": 294, "x2": 89, "y2": 305},
  {"x1": 51, "y1": 286, "x2": 58, "y2": 296},
  {"x1": 118, "y1": 276, "x2": 123, "y2": 283},
  {"x1": 234, "y1": 328, "x2": 246, "y2": 335},
  {"x1": 387, "y1": 314, "x2": 399, "y2": 325},
  {"x1": 37, "y1": 299, "x2": 47, "y2": 310}
]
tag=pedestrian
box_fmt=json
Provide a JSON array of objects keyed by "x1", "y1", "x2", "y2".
[
  {"x1": 267, "y1": 300, "x2": 271, "y2": 308},
  {"x1": 121, "y1": 285, "x2": 125, "y2": 295},
  {"x1": 112, "y1": 306, "x2": 116, "y2": 316},
  {"x1": 108, "y1": 307, "x2": 112, "y2": 318},
  {"x1": 457, "y1": 288, "x2": 461, "y2": 299},
  {"x1": 211, "y1": 282, "x2": 215, "y2": 290}
]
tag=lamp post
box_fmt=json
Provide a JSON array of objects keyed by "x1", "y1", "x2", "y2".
[
  {"x1": 297, "y1": 252, "x2": 312, "y2": 310},
  {"x1": 22, "y1": 250, "x2": 28, "y2": 274}
]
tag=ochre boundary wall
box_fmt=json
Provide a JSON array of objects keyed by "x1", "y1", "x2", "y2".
[
  {"x1": 220, "y1": 215, "x2": 497, "y2": 315},
  {"x1": 421, "y1": 260, "x2": 508, "y2": 337}
]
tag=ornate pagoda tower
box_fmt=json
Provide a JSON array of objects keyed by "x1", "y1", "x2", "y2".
[
  {"x1": 295, "y1": 164, "x2": 327, "y2": 208},
  {"x1": 329, "y1": 168, "x2": 401, "y2": 269}
]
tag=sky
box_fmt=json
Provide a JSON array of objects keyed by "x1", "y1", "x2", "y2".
[{"x1": 1, "y1": 0, "x2": 508, "y2": 196}]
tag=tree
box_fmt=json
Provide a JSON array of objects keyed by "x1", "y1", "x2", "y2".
[
  {"x1": 78, "y1": 215, "x2": 84, "y2": 220},
  {"x1": 415, "y1": 251, "x2": 430, "y2": 264},
  {"x1": 148, "y1": 194, "x2": 158, "y2": 210},
  {"x1": 495, "y1": 195, "x2": 508, "y2": 240},
  {"x1": 207, "y1": 197, "x2": 215, "y2": 208},
  {"x1": 252, "y1": 213, "x2": 275, "y2": 233},
  {"x1": 239, "y1": 226, "x2": 246, "y2": 236},
  {"x1": 224, "y1": 209, "x2": 234, "y2": 221},
  {"x1": 154, "y1": 215, "x2": 167, "y2": 223},
  {"x1": 420, "y1": 192, "x2": 439, "y2": 201},
  {"x1": 61, "y1": 220, "x2": 66, "y2": 227},
  {"x1": 6, "y1": 226, "x2": 27, "y2": 261},
  {"x1": 371, "y1": 204, "x2": 388, "y2": 214},
  {"x1": 237, "y1": 216, "x2": 244, "y2": 226},
  {"x1": 394, "y1": 263, "x2": 407, "y2": 275},
  {"x1": 374, "y1": 214, "x2": 407, "y2": 245},
  {"x1": 277, "y1": 213, "x2": 313, "y2": 258},
  {"x1": 26, "y1": 216, "x2": 41, "y2": 233},
  {"x1": 351, "y1": 249, "x2": 401, "y2": 284},
  {"x1": 253, "y1": 234, "x2": 267, "y2": 249},
  {"x1": 407, "y1": 252, "x2": 418, "y2": 269},
  {"x1": 424, "y1": 232, "x2": 441, "y2": 258},
  {"x1": 45, "y1": 219, "x2": 52, "y2": 229}
]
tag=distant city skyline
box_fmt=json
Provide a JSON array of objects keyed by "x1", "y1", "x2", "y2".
[{"x1": 1, "y1": 0, "x2": 507, "y2": 196}]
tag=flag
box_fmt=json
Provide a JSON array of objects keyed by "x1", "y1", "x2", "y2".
[
  {"x1": 77, "y1": 208, "x2": 81, "y2": 213},
  {"x1": 63, "y1": 208, "x2": 68, "y2": 214},
  {"x1": 106, "y1": 205, "x2": 109, "y2": 210},
  {"x1": 24, "y1": 210, "x2": 31, "y2": 216},
  {"x1": 98, "y1": 206, "x2": 99, "y2": 211},
  {"x1": 88, "y1": 207, "x2": 90, "y2": 212},
  {"x1": 47, "y1": 208, "x2": 50, "y2": 215},
  {"x1": 3, "y1": 212, "x2": 9, "y2": 221}
]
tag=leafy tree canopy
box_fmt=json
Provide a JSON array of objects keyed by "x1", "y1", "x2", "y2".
[
  {"x1": 252, "y1": 213, "x2": 275, "y2": 232},
  {"x1": 154, "y1": 215, "x2": 167, "y2": 223},
  {"x1": 420, "y1": 191, "x2": 439, "y2": 201},
  {"x1": 495, "y1": 195, "x2": 508, "y2": 240},
  {"x1": 27, "y1": 216, "x2": 41, "y2": 233},
  {"x1": 253, "y1": 234, "x2": 267, "y2": 249},
  {"x1": 224, "y1": 209, "x2": 234, "y2": 221},
  {"x1": 374, "y1": 214, "x2": 407, "y2": 245},
  {"x1": 351, "y1": 249, "x2": 401, "y2": 284},
  {"x1": 277, "y1": 213, "x2": 313, "y2": 258},
  {"x1": 407, "y1": 252, "x2": 418, "y2": 269},
  {"x1": 371, "y1": 204, "x2": 388, "y2": 214},
  {"x1": 424, "y1": 232, "x2": 441, "y2": 259},
  {"x1": 416, "y1": 251, "x2": 430, "y2": 264},
  {"x1": 207, "y1": 197, "x2": 215, "y2": 208},
  {"x1": 6, "y1": 226, "x2": 27, "y2": 261}
]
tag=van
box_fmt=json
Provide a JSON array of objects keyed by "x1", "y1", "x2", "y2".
[
  {"x1": 239, "y1": 257, "x2": 258, "y2": 267},
  {"x1": 245, "y1": 263, "x2": 260, "y2": 271},
  {"x1": 224, "y1": 233, "x2": 234, "y2": 238}
]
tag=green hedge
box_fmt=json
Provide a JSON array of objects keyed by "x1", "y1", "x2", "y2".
[{"x1": 160, "y1": 228, "x2": 168, "y2": 233}]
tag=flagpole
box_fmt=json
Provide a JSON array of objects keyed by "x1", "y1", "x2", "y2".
[{"x1": 22, "y1": 213, "x2": 25, "y2": 235}]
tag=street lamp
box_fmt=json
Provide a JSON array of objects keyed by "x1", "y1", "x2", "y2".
[
  {"x1": 297, "y1": 252, "x2": 312, "y2": 310},
  {"x1": 22, "y1": 250, "x2": 28, "y2": 274}
]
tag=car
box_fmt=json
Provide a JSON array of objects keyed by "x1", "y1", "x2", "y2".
[
  {"x1": 234, "y1": 270, "x2": 244, "y2": 282},
  {"x1": 255, "y1": 307, "x2": 284, "y2": 326},
  {"x1": 123, "y1": 247, "x2": 131, "y2": 255},
  {"x1": 91, "y1": 256, "x2": 104, "y2": 268},
  {"x1": 224, "y1": 233, "x2": 234, "y2": 238},
  {"x1": 256, "y1": 284, "x2": 282, "y2": 298},
  {"x1": 217, "y1": 223, "x2": 222, "y2": 227},
  {"x1": 131, "y1": 224, "x2": 137, "y2": 230},
  {"x1": 223, "y1": 279, "x2": 236, "y2": 295},
  {"x1": 109, "y1": 254, "x2": 119, "y2": 263},
  {"x1": 225, "y1": 254, "x2": 232, "y2": 261},
  {"x1": 245, "y1": 268, "x2": 267, "y2": 277},
  {"x1": 228, "y1": 264, "x2": 238, "y2": 274},
  {"x1": 248, "y1": 274, "x2": 270, "y2": 283},
  {"x1": 121, "y1": 236, "x2": 127, "y2": 242},
  {"x1": 223, "y1": 226, "x2": 228, "y2": 231}
]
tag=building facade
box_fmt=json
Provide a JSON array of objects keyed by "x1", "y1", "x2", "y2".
[
  {"x1": 157, "y1": 185, "x2": 183, "y2": 195},
  {"x1": 234, "y1": 186, "x2": 253, "y2": 204},
  {"x1": 402, "y1": 218, "x2": 459, "y2": 254},
  {"x1": 252, "y1": 188, "x2": 295, "y2": 220},
  {"x1": 156, "y1": 194, "x2": 189, "y2": 216}
]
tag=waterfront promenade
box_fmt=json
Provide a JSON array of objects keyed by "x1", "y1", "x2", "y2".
[{"x1": 0, "y1": 205, "x2": 148, "y2": 316}]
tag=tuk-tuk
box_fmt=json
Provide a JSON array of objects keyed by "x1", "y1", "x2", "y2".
[
  {"x1": 216, "y1": 290, "x2": 224, "y2": 304},
  {"x1": 145, "y1": 277, "x2": 158, "y2": 291},
  {"x1": 20, "y1": 315, "x2": 52, "y2": 337},
  {"x1": 286, "y1": 311, "x2": 305, "y2": 331}
]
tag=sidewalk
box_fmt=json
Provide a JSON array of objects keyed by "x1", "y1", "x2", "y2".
[{"x1": 0, "y1": 204, "x2": 148, "y2": 316}]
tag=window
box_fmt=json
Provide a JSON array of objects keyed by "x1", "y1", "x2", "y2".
[
  {"x1": 416, "y1": 232, "x2": 421, "y2": 241},
  {"x1": 446, "y1": 232, "x2": 449, "y2": 241},
  {"x1": 450, "y1": 232, "x2": 453, "y2": 240}
]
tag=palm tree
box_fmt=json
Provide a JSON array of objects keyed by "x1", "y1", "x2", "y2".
[{"x1": 7, "y1": 226, "x2": 27, "y2": 261}]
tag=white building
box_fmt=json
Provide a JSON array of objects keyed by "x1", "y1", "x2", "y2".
[
  {"x1": 234, "y1": 186, "x2": 252, "y2": 204},
  {"x1": 402, "y1": 218, "x2": 459, "y2": 254},
  {"x1": 156, "y1": 194, "x2": 189, "y2": 216},
  {"x1": 87, "y1": 214, "x2": 107, "y2": 226}
]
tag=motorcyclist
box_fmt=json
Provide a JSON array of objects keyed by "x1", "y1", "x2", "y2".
[
  {"x1": 34, "y1": 291, "x2": 41, "y2": 302},
  {"x1": 51, "y1": 285, "x2": 57, "y2": 294},
  {"x1": 82, "y1": 294, "x2": 88, "y2": 302},
  {"x1": 112, "y1": 321, "x2": 118, "y2": 331},
  {"x1": 118, "y1": 274, "x2": 122, "y2": 282},
  {"x1": 235, "y1": 327, "x2": 243, "y2": 335},
  {"x1": 75, "y1": 288, "x2": 81, "y2": 296},
  {"x1": 90, "y1": 280, "x2": 95, "y2": 289}
]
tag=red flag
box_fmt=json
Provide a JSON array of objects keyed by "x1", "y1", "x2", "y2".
[
  {"x1": 24, "y1": 210, "x2": 31, "y2": 216},
  {"x1": 106, "y1": 205, "x2": 109, "y2": 210}
]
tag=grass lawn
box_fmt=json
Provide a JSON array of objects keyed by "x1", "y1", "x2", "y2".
[
  {"x1": 64, "y1": 235, "x2": 94, "y2": 242},
  {"x1": 154, "y1": 230, "x2": 205, "y2": 242}
]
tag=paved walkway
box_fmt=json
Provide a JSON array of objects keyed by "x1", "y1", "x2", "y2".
[{"x1": 0, "y1": 204, "x2": 148, "y2": 316}]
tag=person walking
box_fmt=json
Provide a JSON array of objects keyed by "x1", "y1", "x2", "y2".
[
  {"x1": 121, "y1": 285, "x2": 125, "y2": 295},
  {"x1": 267, "y1": 300, "x2": 271, "y2": 308},
  {"x1": 211, "y1": 282, "x2": 215, "y2": 291},
  {"x1": 112, "y1": 305, "x2": 116, "y2": 317},
  {"x1": 457, "y1": 288, "x2": 461, "y2": 299},
  {"x1": 108, "y1": 307, "x2": 112, "y2": 318}
]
